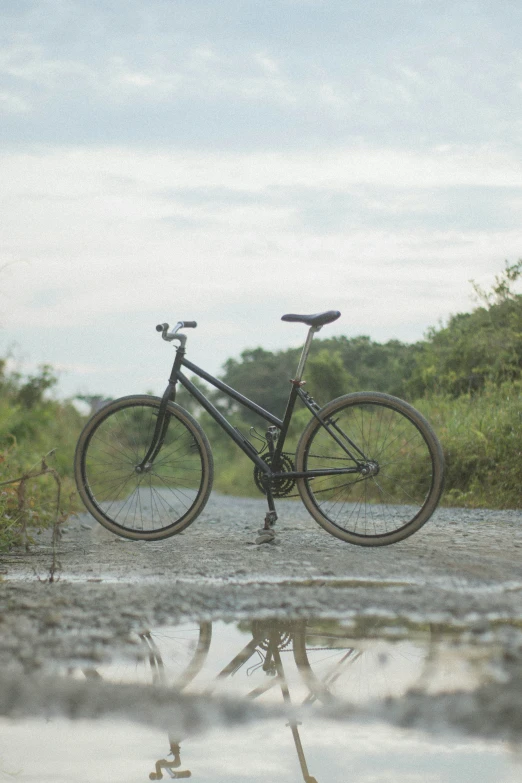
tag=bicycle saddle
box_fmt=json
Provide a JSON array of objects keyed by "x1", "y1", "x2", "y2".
[{"x1": 281, "y1": 310, "x2": 341, "y2": 327}]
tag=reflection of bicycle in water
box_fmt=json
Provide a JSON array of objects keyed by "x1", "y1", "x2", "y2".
[
  {"x1": 147, "y1": 620, "x2": 320, "y2": 782},
  {"x1": 149, "y1": 739, "x2": 189, "y2": 780},
  {"x1": 107, "y1": 619, "x2": 431, "y2": 781}
]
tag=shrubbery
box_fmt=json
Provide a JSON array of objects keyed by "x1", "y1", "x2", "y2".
[
  {"x1": 416, "y1": 382, "x2": 522, "y2": 508},
  {"x1": 0, "y1": 361, "x2": 83, "y2": 550},
  {"x1": 202, "y1": 261, "x2": 522, "y2": 508},
  {"x1": 1, "y1": 261, "x2": 521, "y2": 551}
]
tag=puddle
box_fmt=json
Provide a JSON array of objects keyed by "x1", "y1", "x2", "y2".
[
  {"x1": 2, "y1": 572, "x2": 416, "y2": 589},
  {"x1": 64, "y1": 619, "x2": 485, "y2": 703},
  {"x1": 1, "y1": 716, "x2": 520, "y2": 783},
  {"x1": 1, "y1": 619, "x2": 521, "y2": 782}
]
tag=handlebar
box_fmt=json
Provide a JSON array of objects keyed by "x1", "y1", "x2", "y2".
[{"x1": 156, "y1": 321, "x2": 197, "y2": 343}]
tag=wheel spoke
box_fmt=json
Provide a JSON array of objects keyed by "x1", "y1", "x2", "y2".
[
  {"x1": 76, "y1": 398, "x2": 212, "y2": 539},
  {"x1": 298, "y1": 394, "x2": 443, "y2": 544}
]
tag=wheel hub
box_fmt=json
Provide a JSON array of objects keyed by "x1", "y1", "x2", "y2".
[
  {"x1": 360, "y1": 460, "x2": 379, "y2": 477},
  {"x1": 135, "y1": 462, "x2": 153, "y2": 474}
]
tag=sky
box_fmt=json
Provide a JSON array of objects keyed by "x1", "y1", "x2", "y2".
[{"x1": 0, "y1": 0, "x2": 521, "y2": 400}]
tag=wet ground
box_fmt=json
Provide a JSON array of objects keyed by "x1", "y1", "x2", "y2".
[{"x1": 1, "y1": 494, "x2": 522, "y2": 781}]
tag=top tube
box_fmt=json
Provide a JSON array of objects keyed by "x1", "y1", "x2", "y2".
[{"x1": 180, "y1": 357, "x2": 284, "y2": 428}]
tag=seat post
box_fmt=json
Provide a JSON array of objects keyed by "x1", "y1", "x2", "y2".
[{"x1": 294, "y1": 326, "x2": 321, "y2": 382}]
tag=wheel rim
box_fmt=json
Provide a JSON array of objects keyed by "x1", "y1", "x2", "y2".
[
  {"x1": 303, "y1": 400, "x2": 437, "y2": 539},
  {"x1": 81, "y1": 401, "x2": 206, "y2": 534},
  {"x1": 294, "y1": 620, "x2": 432, "y2": 704},
  {"x1": 80, "y1": 622, "x2": 212, "y2": 689}
]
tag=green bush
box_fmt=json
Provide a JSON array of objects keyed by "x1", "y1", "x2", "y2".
[
  {"x1": 407, "y1": 261, "x2": 522, "y2": 398},
  {"x1": 0, "y1": 363, "x2": 85, "y2": 550},
  {"x1": 2, "y1": 260, "x2": 522, "y2": 550},
  {"x1": 416, "y1": 382, "x2": 522, "y2": 508}
]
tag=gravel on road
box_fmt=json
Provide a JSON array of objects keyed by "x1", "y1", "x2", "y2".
[{"x1": 1, "y1": 494, "x2": 521, "y2": 743}]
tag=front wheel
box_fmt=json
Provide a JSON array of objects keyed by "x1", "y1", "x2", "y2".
[
  {"x1": 295, "y1": 392, "x2": 444, "y2": 546},
  {"x1": 74, "y1": 395, "x2": 213, "y2": 540}
]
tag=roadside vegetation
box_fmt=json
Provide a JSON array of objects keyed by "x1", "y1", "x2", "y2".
[
  {"x1": 0, "y1": 362, "x2": 82, "y2": 551},
  {"x1": 181, "y1": 260, "x2": 522, "y2": 506},
  {"x1": 1, "y1": 261, "x2": 521, "y2": 550}
]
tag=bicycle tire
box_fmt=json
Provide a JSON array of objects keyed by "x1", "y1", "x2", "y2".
[
  {"x1": 83, "y1": 622, "x2": 212, "y2": 689},
  {"x1": 295, "y1": 392, "x2": 444, "y2": 546},
  {"x1": 293, "y1": 619, "x2": 432, "y2": 705},
  {"x1": 74, "y1": 395, "x2": 213, "y2": 540}
]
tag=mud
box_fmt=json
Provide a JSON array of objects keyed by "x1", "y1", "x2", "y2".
[{"x1": 1, "y1": 494, "x2": 522, "y2": 745}]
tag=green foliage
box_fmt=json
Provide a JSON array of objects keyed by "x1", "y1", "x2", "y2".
[
  {"x1": 324, "y1": 335, "x2": 419, "y2": 399},
  {"x1": 417, "y1": 382, "x2": 522, "y2": 508},
  {"x1": 220, "y1": 346, "x2": 301, "y2": 422},
  {"x1": 471, "y1": 260, "x2": 522, "y2": 307},
  {"x1": 306, "y1": 349, "x2": 354, "y2": 403},
  {"x1": 216, "y1": 334, "x2": 418, "y2": 422},
  {"x1": 0, "y1": 363, "x2": 84, "y2": 550},
  {"x1": 407, "y1": 261, "x2": 522, "y2": 397},
  {"x1": 2, "y1": 258, "x2": 522, "y2": 542}
]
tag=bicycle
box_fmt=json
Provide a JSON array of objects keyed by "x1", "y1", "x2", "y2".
[
  {"x1": 104, "y1": 617, "x2": 431, "y2": 782},
  {"x1": 74, "y1": 310, "x2": 444, "y2": 546},
  {"x1": 145, "y1": 619, "x2": 322, "y2": 782}
]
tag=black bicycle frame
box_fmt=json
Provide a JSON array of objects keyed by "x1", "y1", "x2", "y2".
[{"x1": 138, "y1": 348, "x2": 368, "y2": 480}]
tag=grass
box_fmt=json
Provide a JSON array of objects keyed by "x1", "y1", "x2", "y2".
[
  {"x1": 2, "y1": 379, "x2": 520, "y2": 552},
  {"x1": 211, "y1": 382, "x2": 522, "y2": 510},
  {"x1": 0, "y1": 397, "x2": 84, "y2": 551},
  {"x1": 417, "y1": 381, "x2": 522, "y2": 509}
]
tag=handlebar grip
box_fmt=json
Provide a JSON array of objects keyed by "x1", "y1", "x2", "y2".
[{"x1": 182, "y1": 321, "x2": 197, "y2": 328}]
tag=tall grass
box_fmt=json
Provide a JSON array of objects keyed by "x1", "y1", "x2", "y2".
[
  {"x1": 0, "y1": 397, "x2": 84, "y2": 550},
  {"x1": 417, "y1": 382, "x2": 522, "y2": 508},
  {"x1": 209, "y1": 383, "x2": 522, "y2": 509}
]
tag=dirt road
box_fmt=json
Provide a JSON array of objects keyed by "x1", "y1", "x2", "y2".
[
  {"x1": 2, "y1": 494, "x2": 521, "y2": 656},
  {"x1": 1, "y1": 494, "x2": 521, "y2": 743}
]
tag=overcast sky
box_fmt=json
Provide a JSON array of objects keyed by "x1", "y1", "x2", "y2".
[{"x1": 1, "y1": 0, "x2": 521, "y2": 399}]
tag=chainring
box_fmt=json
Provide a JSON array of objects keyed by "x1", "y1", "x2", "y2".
[
  {"x1": 253, "y1": 452, "x2": 296, "y2": 498},
  {"x1": 251, "y1": 620, "x2": 294, "y2": 651}
]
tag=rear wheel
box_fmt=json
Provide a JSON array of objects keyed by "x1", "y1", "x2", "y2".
[
  {"x1": 293, "y1": 619, "x2": 432, "y2": 704},
  {"x1": 295, "y1": 392, "x2": 444, "y2": 546},
  {"x1": 75, "y1": 395, "x2": 213, "y2": 540}
]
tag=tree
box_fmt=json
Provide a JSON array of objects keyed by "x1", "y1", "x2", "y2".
[
  {"x1": 407, "y1": 261, "x2": 522, "y2": 397},
  {"x1": 305, "y1": 349, "x2": 354, "y2": 403}
]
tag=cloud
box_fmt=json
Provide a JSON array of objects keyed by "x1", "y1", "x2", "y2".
[
  {"x1": 1, "y1": 1, "x2": 521, "y2": 149},
  {"x1": 0, "y1": 89, "x2": 30, "y2": 114},
  {"x1": 1, "y1": 144, "x2": 520, "y2": 337},
  {"x1": 1, "y1": 1, "x2": 521, "y2": 397}
]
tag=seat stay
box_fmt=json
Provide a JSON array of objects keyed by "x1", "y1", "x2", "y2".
[
  {"x1": 293, "y1": 387, "x2": 369, "y2": 465},
  {"x1": 324, "y1": 416, "x2": 370, "y2": 462}
]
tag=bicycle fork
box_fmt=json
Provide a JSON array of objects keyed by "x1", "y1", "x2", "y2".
[{"x1": 135, "y1": 383, "x2": 175, "y2": 474}]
